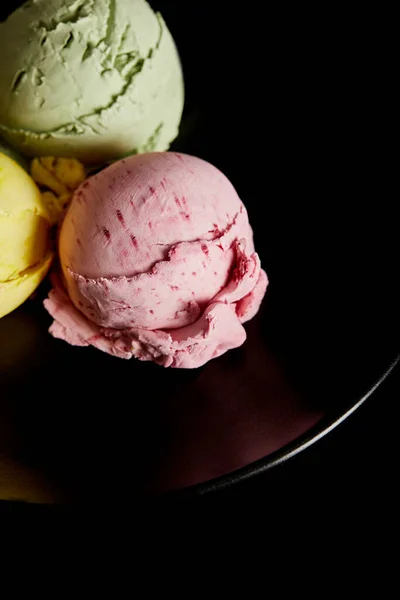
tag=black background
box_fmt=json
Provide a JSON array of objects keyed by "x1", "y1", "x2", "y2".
[{"x1": 0, "y1": 1, "x2": 398, "y2": 510}]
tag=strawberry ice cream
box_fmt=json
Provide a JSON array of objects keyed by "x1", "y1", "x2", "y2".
[{"x1": 44, "y1": 152, "x2": 268, "y2": 368}]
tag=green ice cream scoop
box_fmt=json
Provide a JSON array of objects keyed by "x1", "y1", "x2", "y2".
[{"x1": 0, "y1": 0, "x2": 184, "y2": 164}]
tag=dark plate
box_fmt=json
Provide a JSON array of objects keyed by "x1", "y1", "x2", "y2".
[{"x1": 1, "y1": 1, "x2": 398, "y2": 503}]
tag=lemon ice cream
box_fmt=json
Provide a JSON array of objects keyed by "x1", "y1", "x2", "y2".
[
  {"x1": 31, "y1": 156, "x2": 87, "y2": 224},
  {"x1": 0, "y1": 152, "x2": 53, "y2": 319}
]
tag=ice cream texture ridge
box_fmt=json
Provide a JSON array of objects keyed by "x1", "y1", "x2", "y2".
[
  {"x1": 0, "y1": 0, "x2": 184, "y2": 164},
  {"x1": 31, "y1": 156, "x2": 87, "y2": 224},
  {"x1": 44, "y1": 152, "x2": 268, "y2": 368}
]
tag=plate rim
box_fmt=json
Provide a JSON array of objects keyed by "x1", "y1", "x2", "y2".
[{"x1": 167, "y1": 353, "x2": 400, "y2": 497}]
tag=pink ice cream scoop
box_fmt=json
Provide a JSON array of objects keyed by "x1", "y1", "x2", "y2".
[{"x1": 44, "y1": 152, "x2": 268, "y2": 368}]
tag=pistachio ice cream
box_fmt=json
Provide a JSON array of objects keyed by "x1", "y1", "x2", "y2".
[{"x1": 0, "y1": 0, "x2": 184, "y2": 164}]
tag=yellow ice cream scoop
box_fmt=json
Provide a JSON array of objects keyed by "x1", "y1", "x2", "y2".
[
  {"x1": 30, "y1": 157, "x2": 86, "y2": 225},
  {"x1": 0, "y1": 152, "x2": 53, "y2": 319}
]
